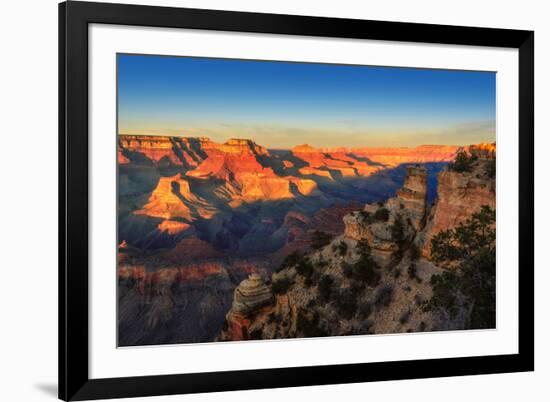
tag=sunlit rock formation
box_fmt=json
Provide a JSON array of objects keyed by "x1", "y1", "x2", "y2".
[
  {"x1": 218, "y1": 274, "x2": 274, "y2": 341},
  {"x1": 232, "y1": 274, "x2": 274, "y2": 316},
  {"x1": 135, "y1": 173, "x2": 215, "y2": 221},
  {"x1": 390, "y1": 165, "x2": 428, "y2": 230},
  {"x1": 157, "y1": 220, "x2": 190, "y2": 235},
  {"x1": 343, "y1": 165, "x2": 426, "y2": 266},
  {"x1": 292, "y1": 143, "x2": 378, "y2": 179},
  {"x1": 420, "y1": 144, "x2": 496, "y2": 258}
]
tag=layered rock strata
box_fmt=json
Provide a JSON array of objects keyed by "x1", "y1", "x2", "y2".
[
  {"x1": 390, "y1": 165, "x2": 427, "y2": 230},
  {"x1": 135, "y1": 173, "x2": 215, "y2": 221},
  {"x1": 343, "y1": 165, "x2": 427, "y2": 266},
  {"x1": 231, "y1": 274, "x2": 274, "y2": 316},
  {"x1": 218, "y1": 274, "x2": 274, "y2": 341},
  {"x1": 420, "y1": 144, "x2": 496, "y2": 258}
]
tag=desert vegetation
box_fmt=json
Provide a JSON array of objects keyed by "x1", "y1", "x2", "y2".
[{"x1": 427, "y1": 205, "x2": 496, "y2": 329}]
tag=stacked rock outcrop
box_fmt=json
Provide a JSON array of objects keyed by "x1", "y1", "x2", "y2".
[
  {"x1": 343, "y1": 165, "x2": 427, "y2": 266},
  {"x1": 389, "y1": 165, "x2": 427, "y2": 230},
  {"x1": 218, "y1": 274, "x2": 274, "y2": 341},
  {"x1": 231, "y1": 274, "x2": 274, "y2": 316}
]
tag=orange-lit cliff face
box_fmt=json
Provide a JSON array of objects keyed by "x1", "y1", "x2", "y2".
[
  {"x1": 290, "y1": 143, "x2": 458, "y2": 179},
  {"x1": 119, "y1": 136, "x2": 458, "y2": 169},
  {"x1": 118, "y1": 135, "x2": 212, "y2": 167},
  {"x1": 354, "y1": 145, "x2": 460, "y2": 167},
  {"x1": 135, "y1": 173, "x2": 216, "y2": 222},
  {"x1": 119, "y1": 135, "x2": 457, "y2": 180},
  {"x1": 420, "y1": 143, "x2": 496, "y2": 258},
  {"x1": 291, "y1": 144, "x2": 378, "y2": 178},
  {"x1": 119, "y1": 135, "x2": 319, "y2": 205}
]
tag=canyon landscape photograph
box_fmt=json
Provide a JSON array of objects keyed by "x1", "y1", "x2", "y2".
[{"x1": 117, "y1": 54, "x2": 496, "y2": 346}]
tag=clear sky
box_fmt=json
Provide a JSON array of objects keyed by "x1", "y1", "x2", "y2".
[{"x1": 117, "y1": 54, "x2": 496, "y2": 149}]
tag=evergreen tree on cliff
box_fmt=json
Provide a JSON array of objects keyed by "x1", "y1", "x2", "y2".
[{"x1": 428, "y1": 205, "x2": 496, "y2": 329}]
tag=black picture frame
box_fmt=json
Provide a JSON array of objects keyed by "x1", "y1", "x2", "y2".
[{"x1": 59, "y1": 1, "x2": 534, "y2": 400}]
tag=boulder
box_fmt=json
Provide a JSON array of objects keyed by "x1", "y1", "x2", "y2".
[{"x1": 231, "y1": 274, "x2": 274, "y2": 317}]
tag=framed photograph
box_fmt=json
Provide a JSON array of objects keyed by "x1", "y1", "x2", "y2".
[{"x1": 59, "y1": 1, "x2": 534, "y2": 400}]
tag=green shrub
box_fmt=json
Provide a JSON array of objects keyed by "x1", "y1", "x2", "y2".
[
  {"x1": 277, "y1": 251, "x2": 303, "y2": 272},
  {"x1": 357, "y1": 239, "x2": 371, "y2": 256},
  {"x1": 390, "y1": 214, "x2": 410, "y2": 263},
  {"x1": 249, "y1": 329, "x2": 263, "y2": 340},
  {"x1": 399, "y1": 310, "x2": 411, "y2": 325},
  {"x1": 311, "y1": 230, "x2": 333, "y2": 250},
  {"x1": 295, "y1": 258, "x2": 314, "y2": 278},
  {"x1": 337, "y1": 241, "x2": 348, "y2": 257},
  {"x1": 391, "y1": 249, "x2": 404, "y2": 265},
  {"x1": 335, "y1": 290, "x2": 357, "y2": 319},
  {"x1": 352, "y1": 254, "x2": 381, "y2": 287},
  {"x1": 448, "y1": 149, "x2": 477, "y2": 173},
  {"x1": 390, "y1": 214, "x2": 406, "y2": 244},
  {"x1": 374, "y1": 284, "x2": 394, "y2": 308},
  {"x1": 407, "y1": 263, "x2": 421, "y2": 283},
  {"x1": 358, "y1": 302, "x2": 373, "y2": 318},
  {"x1": 267, "y1": 312, "x2": 281, "y2": 324},
  {"x1": 359, "y1": 207, "x2": 389, "y2": 224},
  {"x1": 272, "y1": 277, "x2": 293, "y2": 295},
  {"x1": 316, "y1": 258, "x2": 328, "y2": 269},
  {"x1": 359, "y1": 210, "x2": 372, "y2": 222},
  {"x1": 486, "y1": 158, "x2": 496, "y2": 178},
  {"x1": 429, "y1": 205, "x2": 496, "y2": 329},
  {"x1": 409, "y1": 244, "x2": 421, "y2": 261},
  {"x1": 341, "y1": 262, "x2": 353, "y2": 278},
  {"x1": 428, "y1": 271, "x2": 460, "y2": 317},
  {"x1": 296, "y1": 309, "x2": 328, "y2": 338},
  {"x1": 318, "y1": 275, "x2": 334, "y2": 302},
  {"x1": 350, "y1": 279, "x2": 365, "y2": 295},
  {"x1": 431, "y1": 205, "x2": 496, "y2": 266},
  {"x1": 374, "y1": 207, "x2": 390, "y2": 222}
]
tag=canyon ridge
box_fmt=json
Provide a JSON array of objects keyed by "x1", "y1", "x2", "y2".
[{"x1": 117, "y1": 135, "x2": 495, "y2": 346}]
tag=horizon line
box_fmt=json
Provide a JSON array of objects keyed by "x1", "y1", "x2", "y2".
[{"x1": 117, "y1": 132, "x2": 495, "y2": 150}]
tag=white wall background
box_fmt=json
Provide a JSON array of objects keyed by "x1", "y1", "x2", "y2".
[{"x1": 0, "y1": 0, "x2": 545, "y2": 401}]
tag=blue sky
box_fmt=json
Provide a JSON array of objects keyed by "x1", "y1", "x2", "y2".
[{"x1": 117, "y1": 54, "x2": 496, "y2": 148}]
